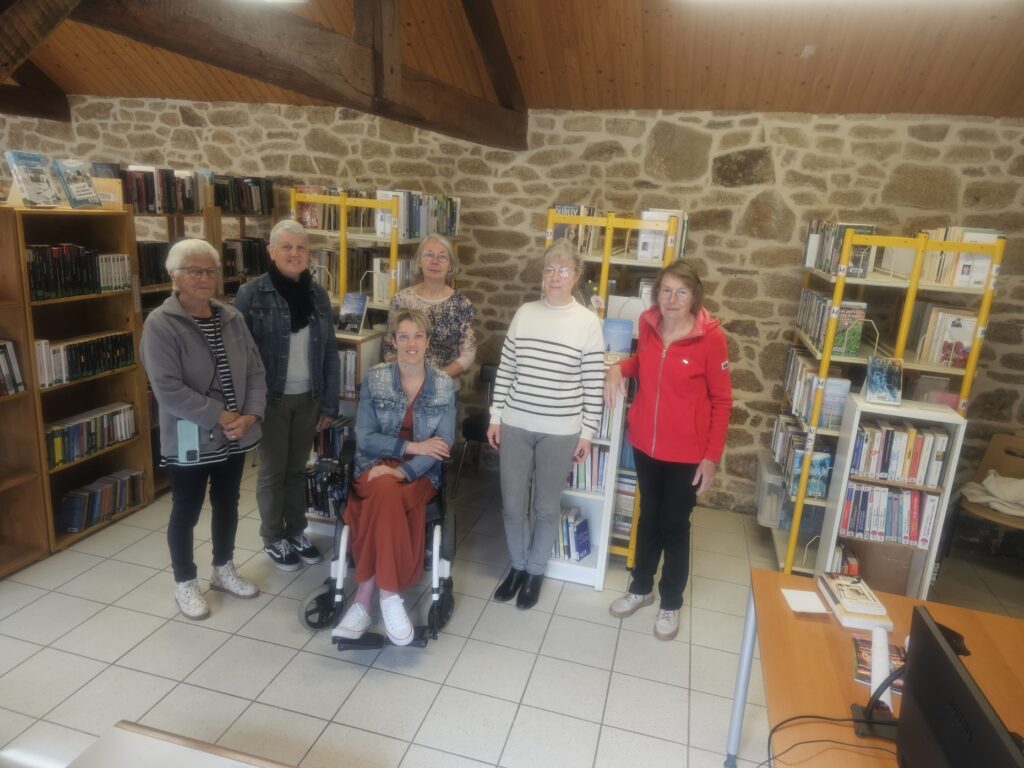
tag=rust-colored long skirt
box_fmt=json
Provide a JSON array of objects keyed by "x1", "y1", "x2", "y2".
[{"x1": 343, "y1": 404, "x2": 435, "y2": 592}]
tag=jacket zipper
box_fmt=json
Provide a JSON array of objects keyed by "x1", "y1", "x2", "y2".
[{"x1": 650, "y1": 347, "x2": 667, "y2": 455}]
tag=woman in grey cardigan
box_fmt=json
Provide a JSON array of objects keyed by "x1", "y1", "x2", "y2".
[{"x1": 141, "y1": 239, "x2": 266, "y2": 620}]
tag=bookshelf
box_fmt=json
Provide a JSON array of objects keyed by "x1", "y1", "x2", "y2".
[
  {"x1": 335, "y1": 328, "x2": 385, "y2": 410},
  {"x1": 0, "y1": 206, "x2": 154, "y2": 557},
  {"x1": 548, "y1": 396, "x2": 627, "y2": 590},
  {"x1": 778, "y1": 227, "x2": 1004, "y2": 576}
]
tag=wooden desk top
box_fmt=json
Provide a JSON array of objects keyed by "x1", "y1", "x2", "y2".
[{"x1": 752, "y1": 568, "x2": 1024, "y2": 767}]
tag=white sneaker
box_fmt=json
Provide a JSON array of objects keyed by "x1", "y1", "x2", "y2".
[
  {"x1": 380, "y1": 594, "x2": 414, "y2": 646},
  {"x1": 654, "y1": 608, "x2": 679, "y2": 640},
  {"x1": 175, "y1": 579, "x2": 210, "y2": 620},
  {"x1": 609, "y1": 591, "x2": 654, "y2": 618},
  {"x1": 210, "y1": 561, "x2": 259, "y2": 599},
  {"x1": 334, "y1": 602, "x2": 372, "y2": 640}
]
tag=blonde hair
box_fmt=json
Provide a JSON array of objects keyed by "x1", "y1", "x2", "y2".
[
  {"x1": 390, "y1": 308, "x2": 432, "y2": 337},
  {"x1": 412, "y1": 235, "x2": 457, "y2": 282}
]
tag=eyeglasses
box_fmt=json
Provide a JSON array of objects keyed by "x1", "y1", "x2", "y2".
[
  {"x1": 543, "y1": 266, "x2": 574, "y2": 279},
  {"x1": 176, "y1": 267, "x2": 219, "y2": 279},
  {"x1": 422, "y1": 251, "x2": 450, "y2": 263},
  {"x1": 659, "y1": 287, "x2": 692, "y2": 300}
]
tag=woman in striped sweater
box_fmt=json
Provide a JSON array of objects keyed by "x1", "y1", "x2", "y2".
[{"x1": 487, "y1": 239, "x2": 605, "y2": 610}]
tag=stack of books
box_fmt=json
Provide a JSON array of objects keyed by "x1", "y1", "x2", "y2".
[
  {"x1": 44, "y1": 402, "x2": 136, "y2": 468},
  {"x1": 817, "y1": 572, "x2": 893, "y2": 631}
]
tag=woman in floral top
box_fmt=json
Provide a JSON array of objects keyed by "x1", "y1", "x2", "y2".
[{"x1": 382, "y1": 234, "x2": 476, "y2": 386}]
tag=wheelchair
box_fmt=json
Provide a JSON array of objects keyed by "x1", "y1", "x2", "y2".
[{"x1": 298, "y1": 443, "x2": 456, "y2": 651}]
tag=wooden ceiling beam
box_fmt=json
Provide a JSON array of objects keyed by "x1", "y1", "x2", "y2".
[
  {"x1": 0, "y1": 0, "x2": 81, "y2": 82},
  {"x1": 460, "y1": 0, "x2": 525, "y2": 112},
  {"x1": 71, "y1": 0, "x2": 526, "y2": 149},
  {"x1": 353, "y1": 0, "x2": 401, "y2": 104},
  {"x1": 0, "y1": 58, "x2": 71, "y2": 121}
]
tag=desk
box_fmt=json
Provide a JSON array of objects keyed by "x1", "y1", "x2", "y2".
[{"x1": 725, "y1": 569, "x2": 1024, "y2": 767}]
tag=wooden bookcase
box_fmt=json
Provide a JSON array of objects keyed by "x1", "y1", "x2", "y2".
[{"x1": 0, "y1": 206, "x2": 154, "y2": 558}]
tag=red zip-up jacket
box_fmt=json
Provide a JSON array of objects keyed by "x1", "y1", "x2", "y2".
[{"x1": 618, "y1": 305, "x2": 733, "y2": 464}]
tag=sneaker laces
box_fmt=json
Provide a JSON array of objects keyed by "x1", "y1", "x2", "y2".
[
  {"x1": 291, "y1": 533, "x2": 312, "y2": 550},
  {"x1": 269, "y1": 539, "x2": 291, "y2": 556},
  {"x1": 657, "y1": 609, "x2": 677, "y2": 621}
]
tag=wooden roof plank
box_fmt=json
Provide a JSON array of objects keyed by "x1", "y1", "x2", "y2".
[{"x1": 0, "y1": 0, "x2": 81, "y2": 81}]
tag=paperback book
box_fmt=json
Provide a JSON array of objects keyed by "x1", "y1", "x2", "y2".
[
  {"x1": 4, "y1": 150, "x2": 64, "y2": 207},
  {"x1": 853, "y1": 637, "x2": 906, "y2": 694},
  {"x1": 864, "y1": 356, "x2": 903, "y2": 405},
  {"x1": 817, "y1": 573, "x2": 893, "y2": 631},
  {"x1": 602, "y1": 317, "x2": 633, "y2": 360},
  {"x1": 52, "y1": 159, "x2": 101, "y2": 208},
  {"x1": 338, "y1": 292, "x2": 369, "y2": 334}
]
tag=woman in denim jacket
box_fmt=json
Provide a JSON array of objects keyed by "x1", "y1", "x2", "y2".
[
  {"x1": 234, "y1": 220, "x2": 340, "y2": 572},
  {"x1": 336, "y1": 309, "x2": 456, "y2": 645}
]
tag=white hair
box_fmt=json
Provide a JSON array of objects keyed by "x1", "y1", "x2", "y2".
[
  {"x1": 165, "y1": 238, "x2": 220, "y2": 274},
  {"x1": 270, "y1": 218, "x2": 308, "y2": 246}
]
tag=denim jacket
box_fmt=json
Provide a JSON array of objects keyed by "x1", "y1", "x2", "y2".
[
  {"x1": 355, "y1": 362, "x2": 456, "y2": 488},
  {"x1": 234, "y1": 272, "x2": 340, "y2": 417}
]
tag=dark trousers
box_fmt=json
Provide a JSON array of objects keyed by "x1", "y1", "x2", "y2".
[
  {"x1": 257, "y1": 393, "x2": 319, "y2": 544},
  {"x1": 167, "y1": 453, "x2": 246, "y2": 583},
  {"x1": 628, "y1": 449, "x2": 698, "y2": 611}
]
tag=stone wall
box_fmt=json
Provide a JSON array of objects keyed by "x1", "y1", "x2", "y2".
[{"x1": 2, "y1": 97, "x2": 1023, "y2": 512}]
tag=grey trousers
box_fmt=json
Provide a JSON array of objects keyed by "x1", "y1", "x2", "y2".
[
  {"x1": 257, "y1": 393, "x2": 319, "y2": 544},
  {"x1": 499, "y1": 424, "x2": 578, "y2": 576}
]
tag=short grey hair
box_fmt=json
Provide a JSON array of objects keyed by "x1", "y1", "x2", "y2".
[
  {"x1": 270, "y1": 218, "x2": 308, "y2": 246},
  {"x1": 412, "y1": 234, "x2": 457, "y2": 282},
  {"x1": 542, "y1": 238, "x2": 583, "y2": 273},
  {"x1": 166, "y1": 238, "x2": 220, "y2": 274}
]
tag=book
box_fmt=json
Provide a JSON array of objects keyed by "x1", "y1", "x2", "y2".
[
  {"x1": 338, "y1": 292, "x2": 368, "y2": 334},
  {"x1": 636, "y1": 208, "x2": 683, "y2": 263},
  {"x1": 853, "y1": 637, "x2": 906, "y2": 694},
  {"x1": 4, "y1": 150, "x2": 64, "y2": 207},
  {"x1": 833, "y1": 301, "x2": 868, "y2": 356},
  {"x1": 52, "y1": 159, "x2": 101, "y2": 208},
  {"x1": 817, "y1": 573, "x2": 894, "y2": 631},
  {"x1": 864, "y1": 356, "x2": 903, "y2": 405},
  {"x1": 602, "y1": 317, "x2": 633, "y2": 359}
]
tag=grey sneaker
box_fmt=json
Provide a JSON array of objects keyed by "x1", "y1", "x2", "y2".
[
  {"x1": 175, "y1": 579, "x2": 210, "y2": 620},
  {"x1": 210, "y1": 561, "x2": 259, "y2": 599},
  {"x1": 654, "y1": 608, "x2": 679, "y2": 640},
  {"x1": 609, "y1": 591, "x2": 654, "y2": 619}
]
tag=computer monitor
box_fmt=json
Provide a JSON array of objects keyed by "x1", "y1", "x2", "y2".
[{"x1": 897, "y1": 606, "x2": 1024, "y2": 768}]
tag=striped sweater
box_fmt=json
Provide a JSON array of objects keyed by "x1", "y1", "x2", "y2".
[{"x1": 489, "y1": 299, "x2": 605, "y2": 439}]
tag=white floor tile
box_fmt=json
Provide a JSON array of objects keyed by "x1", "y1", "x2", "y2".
[
  {"x1": 7, "y1": 550, "x2": 104, "y2": 591},
  {"x1": 303, "y1": 628, "x2": 381, "y2": 667},
  {"x1": 0, "y1": 647, "x2": 105, "y2": 717},
  {"x1": 185, "y1": 635, "x2": 296, "y2": 699},
  {"x1": 52, "y1": 606, "x2": 166, "y2": 663},
  {"x1": 69, "y1": 522, "x2": 151, "y2": 558},
  {"x1": 446, "y1": 638, "x2": 535, "y2": 701},
  {"x1": 500, "y1": 705, "x2": 600, "y2": 768},
  {"x1": 692, "y1": 507, "x2": 749, "y2": 534},
  {"x1": 114, "y1": 570, "x2": 193, "y2": 618},
  {"x1": 0, "y1": 709, "x2": 33, "y2": 749},
  {"x1": 540, "y1": 614, "x2": 618, "y2": 669},
  {"x1": 280, "y1": 561, "x2": 332, "y2": 600},
  {"x1": 0, "y1": 591, "x2": 104, "y2": 645},
  {"x1": 690, "y1": 576, "x2": 749, "y2": 617},
  {"x1": 0, "y1": 636, "x2": 41, "y2": 677},
  {"x1": 470, "y1": 509, "x2": 505, "y2": 537},
  {"x1": 690, "y1": 645, "x2": 764, "y2": 705},
  {"x1": 470, "y1": 601, "x2": 551, "y2": 653},
  {"x1": 401, "y1": 744, "x2": 492, "y2": 768},
  {"x1": 619, "y1": 600, "x2": 688, "y2": 638},
  {"x1": 139, "y1": 683, "x2": 250, "y2": 743},
  {"x1": 602, "y1": 564, "x2": 631, "y2": 593},
  {"x1": 57, "y1": 558, "x2": 160, "y2": 604},
  {"x1": 691, "y1": 527, "x2": 748, "y2": 558},
  {"x1": 688, "y1": 745, "x2": 759, "y2": 768},
  {"x1": 0, "y1": 581, "x2": 46, "y2": 622},
  {"x1": 691, "y1": 549, "x2": 751, "y2": 586},
  {"x1": 450, "y1": 558, "x2": 505, "y2": 601},
  {"x1": 334, "y1": 667, "x2": 439, "y2": 741},
  {"x1": 690, "y1": 606, "x2": 748, "y2": 654},
  {"x1": 238, "y1": 595, "x2": 317, "y2": 649},
  {"x1": 46, "y1": 665, "x2": 176, "y2": 735},
  {"x1": 236, "y1": 551, "x2": 304, "y2": 595},
  {"x1": 522, "y1": 655, "x2": 609, "y2": 723},
  {"x1": 435, "y1": 593, "x2": 486, "y2": 639},
  {"x1": 259, "y1": 650, "x2": 366, "y2": 721},
  {"x1": 688, "y1": 690, "x2": 768, "y2": 762},
  {"x1": 456, "y1": 533, "x2": 510, "y2": 568},
  {"x1": 219, "y1": 702, "x2": 328, "y2": 766},
  {"x1": 595, "y1": 726, "x2": 687, "y2": 768},
  {"x1": 0, "y1": 720, "x2": 96, "y2": 767},
  {"x1": 603, "y1": 672, "x2": 689, "y2": 744},
  {"x1": 233, "y1": 517, "x2": 266, "y2": 552},
  {"x1": 302, "y1": 723, "x2": 406, "y2": 768},
  {"x1": 117, "y1": 619, "x2": 231, "y2": 679},
  {"x1": 112, "y1": 530, "x2": 173, "y2": 570},
  {"x1": 614, "y1": 631, "x2": 690, "y2": 687},
  {"x1": 373, "y1": 631, "x2": 466, "y2": 684},
  {"x1": 178, "y1": 587, "x2": 275, "y2": 633},
  {"x1": 553, "y1": 582, "x2": 621, "y2": 627},
  {"x1": 121, "y1": 500, "x2": 171, "y2": 531},
  {"x1": 414, "y1": 687, "x2": 516, "y2": 764}
]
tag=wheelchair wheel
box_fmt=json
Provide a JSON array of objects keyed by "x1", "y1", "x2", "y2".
[{"x1": 299, "y1": 584, "x2": 337, "y2": 630}]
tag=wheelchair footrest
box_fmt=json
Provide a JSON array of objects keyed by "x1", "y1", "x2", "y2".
[{"x1": 332, "y1": 625, "x2": 430, "y2": 652}]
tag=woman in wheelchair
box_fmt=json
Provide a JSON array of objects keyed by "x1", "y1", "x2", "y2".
[{"x1": 336, "y1": 309, "x2": 457, "y2": 645}]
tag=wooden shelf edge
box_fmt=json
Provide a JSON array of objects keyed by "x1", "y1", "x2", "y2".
[
  {"x1": 847, "y1": 474, "x2": 942, "y2": 495},
  {"x1": 40, "y1": 364, "x2": 138, "y2": 393},
  {"x1": 0, "y1": 389, "x2": 31, "y2": 404},
  {"x1": 31, "y1": 289, "x2": 132, "y2": 307},
  {"x1": 0, "y1": 468, "x2": 39, "y2": 493},
  {"x1": 0, "y1": 543, "x2": 49, "y2": 580},
  {"x1": 838, "y1": 533, "x2": 929, "y2": 553}
]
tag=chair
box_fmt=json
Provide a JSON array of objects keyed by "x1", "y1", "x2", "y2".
[
  {"x1": 956, "y1": 433, "x2": 1024, "y2": 552},
  {"x1": 451, "y1": 362, "x2": 498, "y2": 498}
]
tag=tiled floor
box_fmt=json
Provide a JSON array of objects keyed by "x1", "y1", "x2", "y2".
[{"x1": 0, "y1": 458, "x2": 1021, "y2": 768}]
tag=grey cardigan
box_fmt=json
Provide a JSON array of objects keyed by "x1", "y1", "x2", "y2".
[{"x1": 141, "y1": 294, "x2": 267, "y2": 459}]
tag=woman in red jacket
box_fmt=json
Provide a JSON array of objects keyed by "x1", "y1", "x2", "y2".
[{"x1": 604, "y1": 261, "x2": 732, "y2": 640}]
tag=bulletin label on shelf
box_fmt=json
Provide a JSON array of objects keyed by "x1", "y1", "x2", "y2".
[
  {"x1": 667, "y1": 235, "x2": 676, "y2": 246},
  {"x1": 993, "y1": 264, "x2": 1002, "y2": 276},
  {"x1": 836, "y1": 264, "x2": 847, "y2": 276},
  {"x1": 390, "y1": 269, "x2": 398, "y2": 280},
  {"x1": 805, "y1": 428, "x2": 817, "y2": 451},
  {"x1": 545, "y1": 228, "x2": 554, "y2": 241},
  {"x1": 814, "y1": 376, "x2": 825, "y2": 390},
  {"x1": 959, "y1": 399, "x2": 969, "y2": 412},
  {"x1": 829, "y1": 305, "x2": 840, "y2": 319},
  {"x1": 978, "y1": 326, "x2": 986, "y2": 339}
]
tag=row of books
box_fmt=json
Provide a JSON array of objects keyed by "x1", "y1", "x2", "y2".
[
  {"x1": 120, "y1": 166, "x2": 201, "y2": 215},
  {"x1": 838, "y1": 484, "x2": 940, "y2": 550},
  {"x1": 44, "y1": 402, "x2": 136, "y2": 468},
  {"x1": 612, "y1": 473, "x2": 636, "y2": 538},
  {"x1": 223, "y1": 237, "x2": 269, "y2": 278},
  {"x1": 137, "y1": 241, "x2": 171, "y2": 286},
  {"x1": 553, "y1": 203, "x2": 601, "y2": 254},
  {"x1": 339, "y1": 350, "x2": 359, "y2": 399},
  {"x1": 371, "y1": 256, "x2": 414, "y2": 304},
  {"x1": 26, "y1": 245, "x2": 131, "y2": 300},
  {"x1": 57, "y1": 468, "x2": 144, "y2": 534},
  {"x1": 0, "y1": 340, "x2": 26, "y2": 395},
  {"x1": 825, "y1": 542, "x2": 861, "y2": 576},
  {"x1": 35, "y1": 331, "x2": 135, "y2": 389},
  {"x1": 566, "y1": 446, "x2": 608, "y2": 493},
  {"x1": 796, "y1": 290, "x2": 868, "y2": 357},
  {"x1": 211, "y1": 175, "x2": 274, "y2": 216},
  {"x1": 374, "y1": 190, "x2": 461, "y2": 239},
  {"x1": 293, "y1": 185, "x2": 376, "y2": 231},
  {"x1": 919, "y1": 227, "x2": 999, "y2": 287},
  {"x1": 771, "y1": 416, "x2": 835, "y2": 499},
  {"x1": 304, "y1": 463, "x2": 346, "y2": 521},
  {"x1": 850, "y1": 420, "x2": 949, "y2": 487},
  {"x1": 783, "y1": 346, "x2": 850, "y2": 430},
  {"x1": 909, "y1": 303, "x2": 977, "y2": 369},
  {"x1": 804, "y1": 220, "x2": 877, "y2": 277},
  {"x1": 312, "y1": 417, "x2": 352, "y2": 462},
  {"x1": 550, "y1": 508, "x2": 592, "y2": 561},
  {"x1": 310, "y1": 249, "x2": 340, "y2": 293}
]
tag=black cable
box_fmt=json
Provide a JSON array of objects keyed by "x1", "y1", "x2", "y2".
[
  {"x1": 753, "y1": 737, "x2": 898, "y2": 768},
  {"x1": 758, "y1": 713, "x2": 897, "y2": 768},
  {"x1": 863, "y1": 663, "x2": 906, "y2": 719}
]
